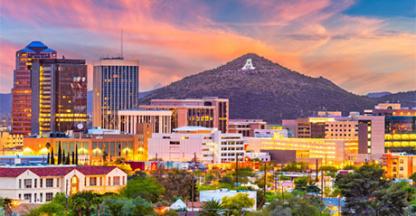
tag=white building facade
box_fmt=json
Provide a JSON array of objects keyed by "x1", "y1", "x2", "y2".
[
  {"x1": 148, "y1": 126, "x2": 245, "y2": 164},
  {"x1": 0, "y1": 166, "x2": 127, "y2": 203},
  {"x1": 118, "y1": 110, "x2": 172, "y2": 134}
]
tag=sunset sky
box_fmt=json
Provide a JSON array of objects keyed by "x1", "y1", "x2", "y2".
[{"x1": 0, "y1": 0, "x2": 415, "y2": 94}]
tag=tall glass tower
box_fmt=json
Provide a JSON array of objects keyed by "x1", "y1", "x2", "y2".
[
  {"x1": 93, "y1": 57, "x2": 139, "y2": 129},
  {"x1": 11, "y1": 41, "x2": 57, "y2": 135}
]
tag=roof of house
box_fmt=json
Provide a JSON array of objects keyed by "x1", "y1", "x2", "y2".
[{"x1": 0, "y1": 166, "x2": 120, "y2": 178}]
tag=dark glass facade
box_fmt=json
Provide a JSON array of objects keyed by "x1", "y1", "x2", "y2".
[{"x1": 31, "y1": 59, "x2": 87, "y2": 135}]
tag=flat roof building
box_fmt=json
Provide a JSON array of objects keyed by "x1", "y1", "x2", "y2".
[
  {"x1": 140, "y1": 97, "x2": 229, "y2": 133},
  {"x1": 93, "y1": 58, "x2": 139, "y2": 130},
  {"x1": 117, "y1": 109, "x2": 172, "y2": 134}
]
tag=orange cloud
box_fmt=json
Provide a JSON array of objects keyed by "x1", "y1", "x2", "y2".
[{"x1": 0, "y1": 0, "x2": 414, "y2": 94}]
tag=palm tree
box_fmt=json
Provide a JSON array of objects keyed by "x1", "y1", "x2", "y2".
[{"x1": 200, "y1": 200, "x2": 224, "y2": 216}]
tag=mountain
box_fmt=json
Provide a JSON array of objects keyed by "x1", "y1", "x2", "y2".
[
  {"x1": 0, "y1": 93, "x2": 11, "y2": 117},
  {"x1": 367, "y1": 91, "x2": 391, "y2": 98},
  {"x1": 140, "y1": 53, "x2": 376, "y2": 123},
  {"x1": 376, "y1": 91, "x2": 416, "y2": 108}
]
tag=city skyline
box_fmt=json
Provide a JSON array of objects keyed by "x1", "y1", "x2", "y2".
[{"x1": 1, "y1": 0, "x2": 415, "y2": 94}]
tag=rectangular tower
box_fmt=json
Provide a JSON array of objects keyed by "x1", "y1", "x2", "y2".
[
  {"x1": 93, "y1": 58, "x2": 140, "y2": 129},
  {"x1": 31, "y1": 58, "x2": 88, "y2": 135},
  {"x1": 11, "y1": 41, "x2": 57, "y2": 135}
]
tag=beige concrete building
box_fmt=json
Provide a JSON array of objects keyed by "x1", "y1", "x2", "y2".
[{"x1": 117, "y1": 110, "x2": 172, "y2": 134}]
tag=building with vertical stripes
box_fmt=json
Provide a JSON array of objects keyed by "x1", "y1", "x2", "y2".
[
  {"x1": 31, "y1": 58, "x2": 88, "y2": 135},
  {"x1": 93, "y1": 57, "x2": 139, "y2": 129},
  {"x1": 11, "y1": 41, "x2": 57, "y2": 135}
]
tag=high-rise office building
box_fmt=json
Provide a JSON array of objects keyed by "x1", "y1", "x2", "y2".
[
  {"x1": 31, "y1": 58, "x2": 88, "y2": 135},
  {"x1": 93, "y1": 57, "x2": 139, "y2": 129},
  {"x1": 11, "y1": 41, "x2": 57, "y2": 135}
]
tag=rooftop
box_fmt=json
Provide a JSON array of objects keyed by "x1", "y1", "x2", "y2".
[
  {"x1": 18, "y1": 41, "x2": 56, "y2": 53},
  {"x1": 173, "y1": 126, "x2": 216, "y2": 132},
  {"x1": 0, "y1": 166, "x2": 121, "y2": 177}
]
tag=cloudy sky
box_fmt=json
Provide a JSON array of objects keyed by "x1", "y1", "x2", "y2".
[{"x1": 0, "y1": 0, "x2": 415, "y2": 94}]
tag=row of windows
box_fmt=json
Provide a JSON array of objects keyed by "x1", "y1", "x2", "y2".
[
  {"x1": 85, "y1": 176, "x2": 125, "y2": 186},
  {"x1": 19, "y1": 192, "x2": 54, "y2": 203},
  {"x1": 19, "y1": 178, "x2": 56, "y2": 189}
]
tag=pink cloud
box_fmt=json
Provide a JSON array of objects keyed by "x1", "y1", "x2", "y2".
[{"x1": 0, "y1": 0, "x2": 414, "y2": 94}]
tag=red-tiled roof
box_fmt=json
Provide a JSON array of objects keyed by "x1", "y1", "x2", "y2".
[
  {"x1": 0, "y1": 168, "x2": 27, "y2": 177},
  {"x1": 0, "y1": 166, "x2": 119, "y2": 177},
  {"x1": 76, "y1": 166, "x2": 117, "y2": 175}
]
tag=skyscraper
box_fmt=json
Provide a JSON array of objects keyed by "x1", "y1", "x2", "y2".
[
  {"x1": 93, "y1": 57, "x2": 139, "y2": 129},
  {"x1": 11, "y1": 41, "x2": 57, "y2": 135},
  {"x1": 31, "y1": 58, "x2": 88, "y2": 135}
]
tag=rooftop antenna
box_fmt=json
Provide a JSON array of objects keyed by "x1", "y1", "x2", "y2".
[{"x1": 120, "y1": 29, "x2": 124, "y2": 59}]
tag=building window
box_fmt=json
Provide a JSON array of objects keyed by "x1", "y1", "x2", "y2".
[
  {"x1": 108, "y1": 177, "x2": 111, "y2": 186},
  {"x1": 19, "y1": 194, "x2": 21, "y2": 199},
  {"x1": 40, "y1": 193, "x2": 43, "y2": 202},
  {"x1": 24, "y1": 179, "x2": 32, "y2": 188},
  {"x1": 24, "y1": 193, "x2": 31, "y2": 202},
  {"x1": 46, "y1": 178, "x2": 54, "y2": 188},
  {"x1": 19, "y1": 179, "x2": 22, "y2": 189},
  {"x1": 90, "y1": 177, "x2": 97, "y2": 186},
  {"x1": 113, "y1": 176, "x2": 120, "y2": 186},
  {"x1": 45, "y1": 193, "x2": 53, "y2": 202},
  {"x1": 34, "y1": 179, "x2": 37, "y2": 188},
  {"x1": 40, "y1": 179, "x2": 43, "y2": 188},
  {"x1": 99, "y1": 177, "x2": 102, "y2": 186},
  {"x1": 34, "y1": 193, "x2": 37, "y2": 203},
  {"x1": 57, "y1": 178, "x2": 59, "y2": 187}
]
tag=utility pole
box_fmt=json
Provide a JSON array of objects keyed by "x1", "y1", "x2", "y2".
[
  {"x1": 321, "y1": 168, "x2": 324, "y2": 199},
  {"x1": 235, "y1": 154, "x2": 239, "y2": 188},
  {"x1": 263, "y1": 161, "x2": 267, "y2": 198},
  {"x1": 315, "y1": 159, "x2": 319, "y2": 182}
]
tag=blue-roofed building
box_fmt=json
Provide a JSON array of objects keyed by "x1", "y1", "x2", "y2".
[{"x1": 12, "y1": 41, "x2": 57, "y2": 135}]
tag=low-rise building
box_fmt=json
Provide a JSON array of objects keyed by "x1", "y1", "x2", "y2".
[
  {"x1": 247, "y1": 137, "x2": 358, "y2": 166},
  {"x1": 148, "y1": 126, "x2": 245, "y2": 164},
  {"x1": 0, "y1": 166, "x2": 127, "y2": 203},
  {"x1": 0, "y1": 130, "x2": 24, "y2": 155},
  {"x1": 23, "y1": 130, "x2": 149, "y2": 164},
  {"x1": 140, "y1": 97, "x2": 229, "y2": 133},
  {"x1": 229, "y1": 119, "x2": 266, "y2": 137},
  {"x1": 117, "y1": 109, "x2": 172, "y2": 134},
  {"x1": 382, "y1": 153, "x2": 416, "y2": 179}
]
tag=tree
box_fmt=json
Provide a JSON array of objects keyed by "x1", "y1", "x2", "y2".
[
  {"x1": 66, "y1": 152, "x2": 70, "y2": 164},
  {"x1": 50, "y1": 147, "x2": 55, "y2": 164},
  {"x1": 101, "y1": 196, "x2": 155, "y2": 216},
  {"x1": 335, "y1": 164, "x2": 410, "y2": 215},
  {"x1": 70, "y1": 191, "x2": 102, "y2": 216},
  {"x1": 222, "y1": 193, "x2": 254, "y2": 216},
  {"x1": 294, "y1": 177, "x2": 308, "y2": 191},
  {"x1": 154, "y1": 169, "x2": 194, "y2": 202},
  {"x1": 62, "y1": 150, "x2": 66, "y2": 165},
  {"x1": 282, "y1": 162, "x2": 308, "y2": 172},
  {"x1": 0, "y1": 197, "x2": 12, "y2": 216},
  {"x1": 71, "y1": 151, "x2": 75, "y2": 165},
  {"x1": 410, "y1": 173, "x2": 416, "y2": 185},
  {"x1": 254, "y1": 194, "x2": 328, "y2": 216},
  {"x1": 121, "y1": 175, "x2": 164, "y2": 203},
  {"x1": 27, "y1": 193, "x2": 68, "y2": 216},
  {"x1": 75, "y1": 144, "x2": 79, "y2": 165},
  {"x1": 200, "y1": 200, "x2": 224, "y2": 216},
  {"x1": 57, "y1": 143, "x2": 62, "y2": 164}
]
